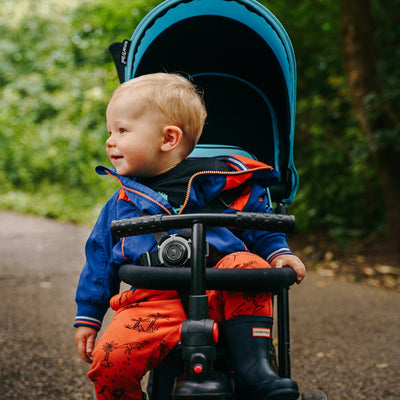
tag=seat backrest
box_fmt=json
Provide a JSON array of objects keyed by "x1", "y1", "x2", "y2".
[{"x1": 189, "y1": 144, "x2": 257, "y2": 160}]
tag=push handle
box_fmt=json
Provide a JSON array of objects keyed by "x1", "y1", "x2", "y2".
[{"x1": 111, "y1": 212, "x2": 295, "y2": 238}]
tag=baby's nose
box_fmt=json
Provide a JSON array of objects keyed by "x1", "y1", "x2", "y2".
[{"x1": 106, "y1": 135, "x2": 115, "y2": 147}]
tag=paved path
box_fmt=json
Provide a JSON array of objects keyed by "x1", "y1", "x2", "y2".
[{"x1": 0, "y1": 211, "x2": 399, "y2": 399}]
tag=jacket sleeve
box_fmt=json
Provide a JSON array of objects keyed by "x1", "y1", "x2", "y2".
[
  {"x1": 236, "y1": 183, "x2": 294, "y2": 263},
  {"x1": 74, "y1": 192, "x2": 120, "y2": 331}
]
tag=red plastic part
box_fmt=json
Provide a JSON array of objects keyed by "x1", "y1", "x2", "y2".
[
  {"x1": 193, "y1": 364, "x2": 204, "y2": 375},
  {"x1": 213, "y1": 322, "x2": 219, "y2": 343}
]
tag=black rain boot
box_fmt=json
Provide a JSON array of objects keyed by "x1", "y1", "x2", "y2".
[{"x1": 221, "y1": 316, "x2": 299, "y2": 400}]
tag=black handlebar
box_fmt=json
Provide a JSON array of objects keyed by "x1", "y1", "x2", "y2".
[
  {"x1": 112, "y1": 212, "x2": 297, "y2": 292},
  {"x1": 119, "y1": 264, "x2": 297, "y2": 292},
  {"x1": 111, "y1": 212, "x2": 295, "y2": 238}
]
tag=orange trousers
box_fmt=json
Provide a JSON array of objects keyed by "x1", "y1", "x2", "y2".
[{"x1": 88, "y1": 252, "x2": 273, "y2": 399}]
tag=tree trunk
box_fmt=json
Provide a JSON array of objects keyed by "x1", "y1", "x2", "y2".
[{"x1": 339, "y1": 0, "x2": 400, "y2": 255}]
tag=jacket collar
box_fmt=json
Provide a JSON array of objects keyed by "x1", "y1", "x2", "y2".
[{"x1": 96, "y1": 155, "x2": 279, "y2": 214}]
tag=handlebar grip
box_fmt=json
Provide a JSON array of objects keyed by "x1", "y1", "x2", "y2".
[
  {"x1": 233, "y1": 212, "x2": 295, "y2": 231},
  {"x1": 111, "y1": 212, "x2": 295, "y2": 238},
  {"x1": 111, "y1": 214, "x2": 164, "y2": 237}
]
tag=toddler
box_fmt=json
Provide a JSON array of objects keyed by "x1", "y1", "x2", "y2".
[{"x1": 74, "y1": 73, "x2": 305, "y2": 400}]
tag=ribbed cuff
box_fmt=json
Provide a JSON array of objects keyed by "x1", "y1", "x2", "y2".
[
  {"x1": 74, "y1": 302, "x2": 107, "y2": 331},
  {"x1": 74, "y1": 316, "x2": 102, "y2": 331},
  {"x1": 266, "y1": 248, "x2": 294, "y2": 263}
]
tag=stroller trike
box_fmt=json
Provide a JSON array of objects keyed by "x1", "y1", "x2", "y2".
[{"x1": 108, "y1": 1, "x2": 327, "y2": 399}]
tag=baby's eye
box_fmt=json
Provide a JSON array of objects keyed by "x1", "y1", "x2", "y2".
[{"x1": 119, "y1": 128, "x2": 127, "y2": 134}]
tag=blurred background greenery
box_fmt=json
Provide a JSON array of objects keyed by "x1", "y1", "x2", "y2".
[{"x1": 1, "y1": 0, "x2": 399, "y2": 251}]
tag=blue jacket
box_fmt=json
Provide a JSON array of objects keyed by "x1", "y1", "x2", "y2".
[{"x1": 74, "y1": 155, "x2": 293, "y2": 330}]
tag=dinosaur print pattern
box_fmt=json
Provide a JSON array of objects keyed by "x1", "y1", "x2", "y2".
[{"x1": 88, "y1": 252, "x2": 273, "y2": 399}]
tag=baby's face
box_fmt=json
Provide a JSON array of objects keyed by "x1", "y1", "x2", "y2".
[{"x1": 105, "y1": 92, "x2": 166, "y2": 177}]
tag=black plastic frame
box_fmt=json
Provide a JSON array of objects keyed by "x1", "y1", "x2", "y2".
[{"x1": 112, "y1": 212, "x2": 296, "y2": 399}]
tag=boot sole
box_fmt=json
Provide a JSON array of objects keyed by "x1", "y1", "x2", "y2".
[
  {"x1": 238, "y1": 388, "x2": 299, "y2": 400},
  {"x1": 264, "y1": 388, "x2": 300, "y2": 400}
]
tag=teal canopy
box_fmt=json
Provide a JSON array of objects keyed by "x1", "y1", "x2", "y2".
[{"x1": 115, "y1": 0, "x2": 298, "y2": 204}]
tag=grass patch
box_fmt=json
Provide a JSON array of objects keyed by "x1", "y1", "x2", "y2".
[{"x1": 0, "y1": 183, "x2": 116, "y2": 226}]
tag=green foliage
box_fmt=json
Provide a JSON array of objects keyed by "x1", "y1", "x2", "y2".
[
  {"x1": 370, "y1": 0, "x2": 400, "y2": 154},
  {"x1": 0, "y1": 0, "x2": 396, "y2": 243},
  {"x1": 260, "y1": 0, "x2": 388, "y2": 242},
  {"x1": 0, "y1": 0, "x2": 162, "y2": 224}
]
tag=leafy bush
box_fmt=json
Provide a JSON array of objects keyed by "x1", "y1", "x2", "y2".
[
  {"x1": 263, "y1": 0, "x2": 387, "y2": 243},
  {"x1": 0, "y1": 0, "x2": 162, "y2": 224},
  {"x1": 0, "y1": 0, "x2": 391, "y2": 243}
]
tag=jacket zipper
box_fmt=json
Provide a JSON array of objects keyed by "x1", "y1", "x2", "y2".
[
  {"x1": 179, "y1": 166, "x2": 272, "y2": 214},
  {"x1": 104, "y1": 169, "x2": 173, "y2": 215}
]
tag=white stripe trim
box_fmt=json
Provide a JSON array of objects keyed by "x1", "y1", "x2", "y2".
[
  {"x1": 75, "y1": 316, "x2": 102, "y2": 323},
  {"x1": 267, "y1": 248, "x2": 291, "y2": 259},
  {"x1": 217, "y1": 155, "x2": 249, "y2": 171}
]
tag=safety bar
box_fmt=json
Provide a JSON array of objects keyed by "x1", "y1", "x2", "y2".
[{"x1": 118, "y1": 264, "x2": 297, "y2": 291}]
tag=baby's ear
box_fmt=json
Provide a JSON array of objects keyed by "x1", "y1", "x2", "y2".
[{"x1": 161, "y1": 125, "x2": 183, "y2": 152}]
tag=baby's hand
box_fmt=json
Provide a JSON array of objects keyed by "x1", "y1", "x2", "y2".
[
  {"x1": 270, "y1": 254, "x2": 306, "y2": 284},
  {"x1": 75, "y1": 326, "x2": 98, "y2": 363}
]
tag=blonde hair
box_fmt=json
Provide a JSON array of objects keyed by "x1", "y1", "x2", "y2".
[{"x1": 111, "y1": 73, "x2": 207, "y2": 153}]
